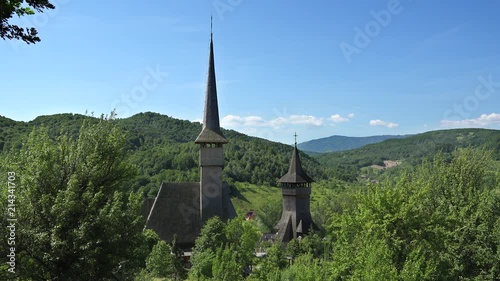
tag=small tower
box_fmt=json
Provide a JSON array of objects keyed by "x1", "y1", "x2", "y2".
[
  {"x1": 275, "y1": 136, "x2": 315, "y2": 243},
  {"x1": 194, "y1": 30, "x2": 228, "y2": 223}
]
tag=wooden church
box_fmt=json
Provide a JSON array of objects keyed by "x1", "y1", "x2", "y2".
[{"x1": 143, "y1": 28, "x2": 315, "y2": 247}]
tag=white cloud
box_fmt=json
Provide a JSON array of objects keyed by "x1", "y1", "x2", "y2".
[
  {"x1": 329, "y1": 114, "x2": 349, "y2": 123},
  {"x1": 267, "y1": 115, "x2": 324, "y2": 127},
  {"x1": 369, "y1": 119, "x2": 399, "y2": 128},
  {"x1": 269, "y1": 116, "x2": 287, "y2": 127},
  {"x1": 243, "y1": 116, "x2": 266, "y2": 126},
  {"x1": 221, "y1": 115, "x2": 243, "y2": 126},
  {"x1": 221, "y1": 114, "x2": 324, "y2": 128},
  {"x1": 286, "y1": 115, "x2": 324, "y2": 126},
  {"x1": 441, "y1": 113, "x2": 500, "y2": 128},
  {"x1": 221, "y1": 115, "x2": 265, "y2": 127},
  {"x1": 329, "y1": 113, "x2": 355, "y2": 123}
]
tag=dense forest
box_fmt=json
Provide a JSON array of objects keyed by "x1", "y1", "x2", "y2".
[
  {"x1": 2, "y1": 113, "x2": 500, "y2": 191},
  {"x1": 1, "y1": 113, "x2": 499, "y2": 280},
  {"x1": 0, "y1": 112, "x2": 323, "y2": 197}
]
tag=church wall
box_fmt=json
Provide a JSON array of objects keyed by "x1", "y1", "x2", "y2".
[
  {"x1": 200, "y1": 166, "x2": 223, "y2": 222},
  {"x1": 199, "y1": 146, "x2": 224, "y2": 166}
]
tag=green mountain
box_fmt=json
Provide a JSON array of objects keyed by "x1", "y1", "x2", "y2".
[
  {"x1": 0, "y1": 112, "x2": 323, "y2": 197},
  {"x1": 298, "y1": 134, "x2": 409, "y2": 153},
  {"x1": 316, "y1": 128, "x2": 500, "y2": 181},
  {"x1": 2, "y1": 113, "x2": 500, "y2": 192}
]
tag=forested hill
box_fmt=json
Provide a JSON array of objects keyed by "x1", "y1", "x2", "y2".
[
  {"x1": 0, "y1": 112, "x2": 323, "y2": 196},
  {"x1": 2, "y1": 113, "x2": 500, "y2": 191},
  {"x1": 299, "y1": 134, "x2": 409, "y2": 153},
  {"x1": 316, "y1": 128, "x2": 500, "y2": 179}
]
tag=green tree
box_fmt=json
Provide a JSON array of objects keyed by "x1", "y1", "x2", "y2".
[
  {"x1": 225, "y1": 218, "x2": 261, "y2": 273},
  {"x1": 190, "y1": 217, "x2": 261, "y2": 280},
  {"x1": 3, "y1": 119, "x2": 148, "y2": 280},
  {"x1": 145, "y1": 239, "x2": 185, "y2": 280},
  {"x1": 252, "y1": 242, "x2": 287, "y2": 279},
  {"x1": 0, "y1": 0, "x2": 55, "y2": 44},
  {"x1": 279, "y1": 254, "x2": 331, "y2": 281},
  {"x1": 189, "y1": 250, "x2": 216, "y2": 280},
  {"x1": 327, "y1": 149, "x2": 500, "y2": 280},
  {"x1": 300, "y1": 230, "x2": 325, "y2": 259},
  {"x1": 143, "y1": 228, "x2": 161, "y2": 253},
  {"x1": 190, "y1": 217, "x2": 227, "y2": 280},
  {"x1": 212, "y1": 246, "x2": 243, "y2": 281},
  {"x1": 192, "y1": 216, "x2": 227, "y2": 254},
  {"x1": 145, "y1": 241, "x2": 172, "y2": 278}
]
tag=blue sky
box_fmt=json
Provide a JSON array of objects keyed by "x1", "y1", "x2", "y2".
[{"x1": 1, "y1": 0, "x2": 500, "y2": 144}]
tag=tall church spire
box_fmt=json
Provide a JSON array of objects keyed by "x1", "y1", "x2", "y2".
[{"x1": 195, "y1": 22, "x2": 227, "y2": 144}]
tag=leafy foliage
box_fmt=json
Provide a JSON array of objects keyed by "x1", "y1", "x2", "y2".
[
  {"x1": 327, "y1": 149, "x2": 500, "y2": 280},
  {"x1": 190, "y1": 217, "x2": 261, "y2": 280},
  {"x1": 212, "y1": 246, "x2": 243, "y2": 281},
  {"x1": 0, "y1": 0, "x2": 55, "y2": 43},
  {"x1": 0, "y1": 118, "x2": 148, "y2": 280},
  {"x1": 251, "y1": 242, "x2": 288, "y2": 280},
  {"x1": 144, "y1": 239, "x2": 185, "y2": 280}
]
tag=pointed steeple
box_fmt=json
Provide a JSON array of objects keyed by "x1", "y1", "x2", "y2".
[
  {"x1": 278, "y1": 142, "x2": 314, "y2": 184},
  {"x1": 195, "y1": 24, "x2": 227, "y2": 144},
  {"x1": 275, "y1": 135, "x2": 316, "y2": 243}
]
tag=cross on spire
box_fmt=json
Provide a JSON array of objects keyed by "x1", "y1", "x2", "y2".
[{"x1": 278, "y1": 132, "x2": 314, "y2": 184}]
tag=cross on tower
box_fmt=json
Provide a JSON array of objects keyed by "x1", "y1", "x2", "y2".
[{"x1": 294, "y1": 132, "x2": 298, "y2": 146}]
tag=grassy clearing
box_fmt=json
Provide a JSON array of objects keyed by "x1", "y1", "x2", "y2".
[{"x1": 230, "y1": 182, "x2": 281, "y2": 216}]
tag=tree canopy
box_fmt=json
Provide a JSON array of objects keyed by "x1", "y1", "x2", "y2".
[
  {"x1": 0, "y1": 0, "x2": 55, "y2": 44},
  {"x1": 0, "y1": 118, "x2": 149, "y2": 280},
  {"x1": 326, "y1": 149, "x2": 500, "y2": 280},
  {"x1": 189, "y1": 217, "x2": 261, "y2": 280}
]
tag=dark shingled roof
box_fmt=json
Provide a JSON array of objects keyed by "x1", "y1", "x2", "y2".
[
  {"x1": 278, "y1": 145, "x2": 314, "y2": 184},
  {"x1": 144, "y1": 182, "x2": 201, "y2": 246},
  {"x1": 195, "y1": 33, "x2": 227, "y2": 144},
  {"x1": 275, "y1": 213, "x2": 294, "y2": 243},
  {"x1": 144, "y1": 181, "x2": 236, "y2": 247}
]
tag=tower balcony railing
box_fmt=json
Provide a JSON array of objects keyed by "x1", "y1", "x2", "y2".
[{"x1": 280, "y1": 183, "x2": 312, "y2": 188}]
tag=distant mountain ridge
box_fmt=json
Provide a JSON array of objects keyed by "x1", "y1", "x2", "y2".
[
  {"x1": 298, "y1": 134, "x2": 409, "y2": 153},
  {"x1": 314, "y1": 128, "x2": 500, "y2": 182}
]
